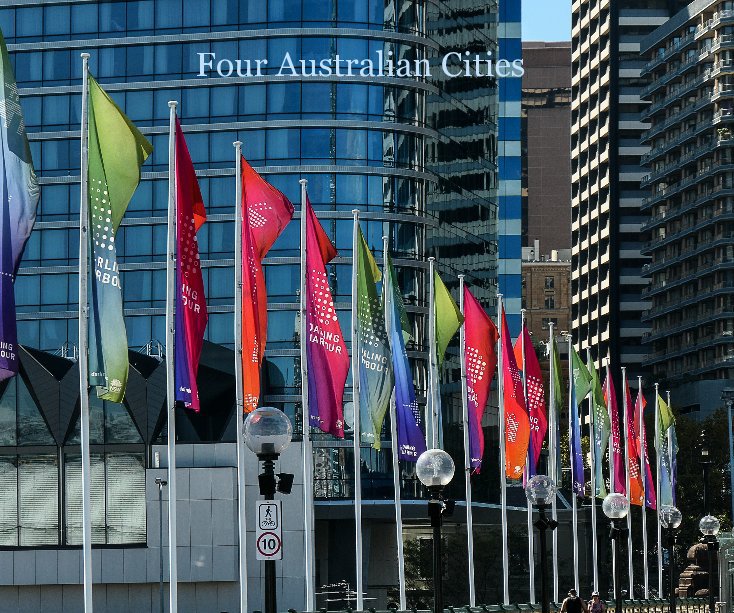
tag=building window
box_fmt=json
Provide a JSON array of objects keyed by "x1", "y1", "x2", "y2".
[
  {"x1": 544, "y1": 276, "x2": 555, "y2": 289},
  {"x1": 544, "y1": 295, "x2": 555, "y2": 309}
]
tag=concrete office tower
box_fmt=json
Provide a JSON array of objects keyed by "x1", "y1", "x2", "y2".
[
  {"x1": 571, "y1": 0, "x2": 684, "y2": 369},
  {"x1": 640, "y1": 0, "x2": 734, "y2": 415}
]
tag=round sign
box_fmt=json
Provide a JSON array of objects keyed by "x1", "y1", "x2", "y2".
[{"x1": 256, "y1": 531, "x2": 282, "y2": 558}]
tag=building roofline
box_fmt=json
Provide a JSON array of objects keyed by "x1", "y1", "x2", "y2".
[{"x1": 641, "y1": 0, "x2": 716, "y2": 52}]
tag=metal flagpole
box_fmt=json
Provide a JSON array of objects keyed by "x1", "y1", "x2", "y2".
[
  {"x1": 77, "y1": 52, "x2": 94, "y2": 613},
  {"x1": 458, "y1": 275, "x2": 476, "y2": 607},
  {"x1": 622, "y1": 367, "x2": 634, "y2": 598},
  {"x1": 232, "y1": 142, "x2": 248, "y2": 613},
  {"x1": 587, "y1": 349, "x2": 599, "y2": 594},
  {"x1": 639, "y1": 375, "x2": 649, "y2": 599},
  {"x1": 165, "y1": 100, "x2": 179, "y2": 613},
  {"x1": 606, "y1": 356, "x2": 617, "y2": 601},
  {"x1": 299, "y1": 179, "x2": 316, "y2": 611},
  {"x1": 655, "y1": 383, "x2": 663, "y2": 596},
  {"x1": 385, "y1": 237, "x2": 407, "y2": 611},
  {"x1": 351, "y1": 210, "x2": 364, "y2": 610},
  {"x1": 547, "y1": 322, "x2": 559, "y2": 603},
  {"x1": 567, "y1": 333, "x2": 579, "y2": 593},
  {"x1": 498, "y1": 295, "x2": 510, "y2": 605},
  {"x1": 427, "y1": 257, "x2": 437, "y2": 449},
  {"x1": 521, "y1": 310, "x2": 536, "y2": 604}
]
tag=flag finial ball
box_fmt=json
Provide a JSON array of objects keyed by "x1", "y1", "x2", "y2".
[{"x1": 416, "y1": 449, "x2": 455, "y2": 488}]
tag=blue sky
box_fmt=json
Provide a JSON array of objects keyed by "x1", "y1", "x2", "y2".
[{"x1": 522, "y1": 0, "x2": 572, "y2": 41}]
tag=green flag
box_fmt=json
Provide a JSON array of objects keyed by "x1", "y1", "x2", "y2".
[
  {"x1": 571, "y1": 346, "x2": 592, "y2": 405},
  {"x1": 87, "y1": 74, "x2": 152, "y2": 402},
  {"x1": 656, "y1": 393, "x2": 675, "y2": 442},
  {"x1": 587, "y1": 356, "x2": 610, "y2": 498},
  {"x1": 656, "y1": 393, "x2": 676, "y2": 506},
  {"x1": 356, "y1": 228, "x2": 393, "y2": 449},
  {"x1": 434, "y1": 269, "x2": 463, "y2": 364}
]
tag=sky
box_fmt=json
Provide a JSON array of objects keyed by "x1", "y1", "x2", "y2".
[{"x1": 522, "y1": 0, "x2": 572, "y2": 41}]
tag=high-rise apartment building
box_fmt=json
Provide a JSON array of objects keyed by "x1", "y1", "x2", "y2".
[
  {"x1": 571, "y1": 1, "x2": 682, "y2": 369},
  {"x1": 640, "y1": 0, "x2": 734, "y2": 415}
]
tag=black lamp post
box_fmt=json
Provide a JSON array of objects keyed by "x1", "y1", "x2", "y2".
[
  {"x1": 525, "y1": 475, "x2": 559, "y2": 613},
  {"x1": 602, "y1": 493, "x2": 631, "y2": 613},
  {"x1": 244, "y1": 407, "x2": 295, "y2": 613},
  {"x1": 701, "y1": 432, "x2": 711, "y2": 516},
  {"x1": 416, "y1": 449, "x2": 456, "y2": 613},
  {"x1": 700, "y1": 514, "x2": 721, "y2": 613},
  {"x1": 660, "y1": 505, "x2": 682, "y2": 613}
]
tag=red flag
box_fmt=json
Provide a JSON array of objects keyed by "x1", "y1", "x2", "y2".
[
  {"x1": 305, "y1": 197, "x2": 348, "y2": 437},
  {"x1": 501, "y1": 309, "x2": 530, "y2": 479},
  {"x1": 463, "y1": 286, "x2": 498, "y2": 472},
  {"x1": 626, "y1": 380, "x2": 644, "y2": 505},
  {"x1": 513, "y1": 325, "x2": 547, "y2": 476},
  {"x1": 240, "y1": 157, "x2": 294, "y2": 412},
  {"x1": 604, "y1": 365, "x2": 626, "y2": 495},
  {"x1": 635, "y1": 390, "x2": 657, "y2": 510},
  {"x1": 174, "y1": 119, "x2": 208, "y2": 412}
]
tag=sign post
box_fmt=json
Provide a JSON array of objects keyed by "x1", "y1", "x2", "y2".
[{"x1": 256, "y1": 500, "x2": 283, "y2": 561}]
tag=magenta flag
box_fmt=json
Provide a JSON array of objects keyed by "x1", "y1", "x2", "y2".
[
  {"x1": 463, "y1": 286, "x2": 498, "y2": 472},
  {"x1": 516, "y1": 325, "x2": 547, "y2": 476},
  {"x1": 603, "y1": 365, "x2": 626, "y2": 495},
  {"x1": 305, "y1": 197, "x2": 348, "y2": 438},
  {"x1": 173, "y1": 119, "x2": 208, "y2": 412}
]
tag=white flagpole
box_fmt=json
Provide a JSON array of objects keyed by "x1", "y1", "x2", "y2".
[
  {"x1": 655, "y1": 383, "x2": 663, "y2": 596},
  {"x1": 351, "y1": 210, "x2": 364, "y2": 610},
  {"x1": 427, "y1": 257, "x2": 437, "y2": 449},
  {"x1": 567, "y1": 333, "x2": 579, "y2": 593},
  {"x1": 521, "y1": 310, "x2": 536, "y2": 604},
  {"x1": 622, "y1": 367, "x2": 634, "y2": 598},
  {"x1": 458, "y1": 275, "x2": 476, "y2": 607},
  {"x1": 232, "y1": 142, "x2": 248, "y2": 613},
  {"x1": 547, "y1": 322, "x2": 559, "y2": 603},
  {"x1": 384, "y1": 237, "x2": 406, "y2": 610},
  {"x1": 587, "y1": 349, "x2": 599, "y2": 594},
  {"x1": 77, "y1": 52, "x2": 93, "y2": 613},
  {"x1": 165, "y1": 100, "x2": 179, "y2": 613},
  {"x1": 639, "y1": 375, "x2": 649, "y2": 599},
  {"x1": 498, "y1": 295, "x2": 510, "y2": 605},
  {"x1": 299, "y1": 179, "x2": 316, "y2": 610}
]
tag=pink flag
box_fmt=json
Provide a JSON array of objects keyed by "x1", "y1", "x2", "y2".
[
  {"x1": 513, "y1": 325, "x2": 547, "y2": 476},
  {"x1": 174, "y1": 119, "x2": 208, "y2": 412},
  {"x1": 463, "y1": 286, "x2": 498, "y2": 472},
  {"x1": 240, "y1": 157, "x2": 294, "y2": 412},
  {"x1": 501, "y1": 309, "x2": 530, "y2": 480},
  {"x1": 603, "y1": 365, "x2": 626, "y2": 495},
  {"x1": 305, "y1": 197, "x2": 348, "y2": 438},
  {"x1": 635, "y1": 390, "x2": 657, "y2": 510}
]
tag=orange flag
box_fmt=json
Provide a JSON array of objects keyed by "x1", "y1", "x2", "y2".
[
  {"x1": 501, "y1": 308, "x2": 530, "y2": 479},
  {"x1": 240, "y1": 157, "x2": 294, "y2": 412},
  {"x1": 626, "y1": 379, "x2": 645, "y2": 505}
]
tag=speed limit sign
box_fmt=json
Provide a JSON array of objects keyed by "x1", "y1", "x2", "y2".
[{"x1": 256, "y1": 501, "x2": 283, "y2": 560}]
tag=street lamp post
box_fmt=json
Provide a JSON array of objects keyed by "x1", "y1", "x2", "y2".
[
  {"x1": 244, "y1": 407, "x2": 294, "y2": 613},
  {"x1": 154, "y1": 477, "x2": 167, "y2": 613},
  {"x1": 416, "y1": 449, "x2": 456, "y2": 613},
  {"x1": 525, "y1": 475, "x2": 559, "y2": 613},
  {"x1": 722, "y1": 389, "x2": 734, "y2": 525},
  {"x1": 660, "y1": 505, "x2": 682, "y2": 613},
  {"x1": 701, "y1": 432, "x2": 712, "y2": 516},
  {"x1": 602, "y1": 493, "x2": 630, "y2": 613},
  {"x1": 700, "y1": 515, "x2": 721, "y2": 613}
]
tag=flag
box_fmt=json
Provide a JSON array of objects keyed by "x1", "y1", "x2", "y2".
[
  {"x1": 588, "y1": 356, "x2": 610, "y2": 498},
  {"x1": 355, "y1": 227, "x2": 392, "y2": 448},
  {"x1": 0, "y1": 31, "x2": 39, "y2": 381},
  {"x1": 173, "y1": 119, "x2": 207, "y2": 412},
  {"x1": 626, "y1": 380, "x2": 644, "y2": 506},
  {"x1": 670, "y1": 426, "x2": 678, "y2": 505},
  {"x1": 86, "y1": 74, "x2": 152, "y2": 402},
  {"x1": 384, "y1": 249, "x2": 425, "y2": 461},
  {"x1": 240, "y1": 157, "x2": 294, "y2": 412},
  {"x1": 434, "y1": 270, "x2": 463, "y2": 364},
  {"x1": 304, "y1": 198, "x2": 348, "y2": 437},
  {"x1": 463, "y1": 286, "x2": 498, "y2": 471},
  {"x1": 634, "y1": 389, "x2": 656, "y2": 510},
  {"x1": 655, "y1": 392, "x2": 676, "y2": 507},
  {"x1": 548, "y1": 334, "x2": 564, "y2": 484},
  {"x1": 501, "y1": 308, "x2": 530, "y2": 480},
  {"x1": 603, "y1": 364, "x2": 626, "y2": 495},
  {"x1": 513, "y1": 325, "x2": 547, "y2": 476},
  {"x1": 570, "y1": 347, "x2": 590, "y2": 496}
]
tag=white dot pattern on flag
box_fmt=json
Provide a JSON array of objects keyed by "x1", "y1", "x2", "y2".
[
  {"x1": 358, "y1": 293, "x2": 387, "y2": 347},
  {"x1": 526, "y1": 374, "x2": 544, "y2": 420},
  {"x1": 91, "y1": 178, "x2": 114, "y2": 251},
  {"x1": 309, "y1": 269, "x2": 338, "y2": 326},
  {"x1": 0, "y1": 80, "x2": 25, "y2": 136},
  {"x1": 247, "y1": 201, "x2": 272, "y2": 229},
  {"x1": 179, "y1": 216, "x2": 201, "y2": 278},
  {"x1": 466, "y1": 345, "x2": 486, "y2": 408}
]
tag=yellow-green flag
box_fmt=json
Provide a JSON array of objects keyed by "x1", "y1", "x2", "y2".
[
  {"x1": 87, "y1": 73, "x2": 152, "y2": 402},
  {"x1": 434, "y1": 269, "x2": 463, "y2": 364}
]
